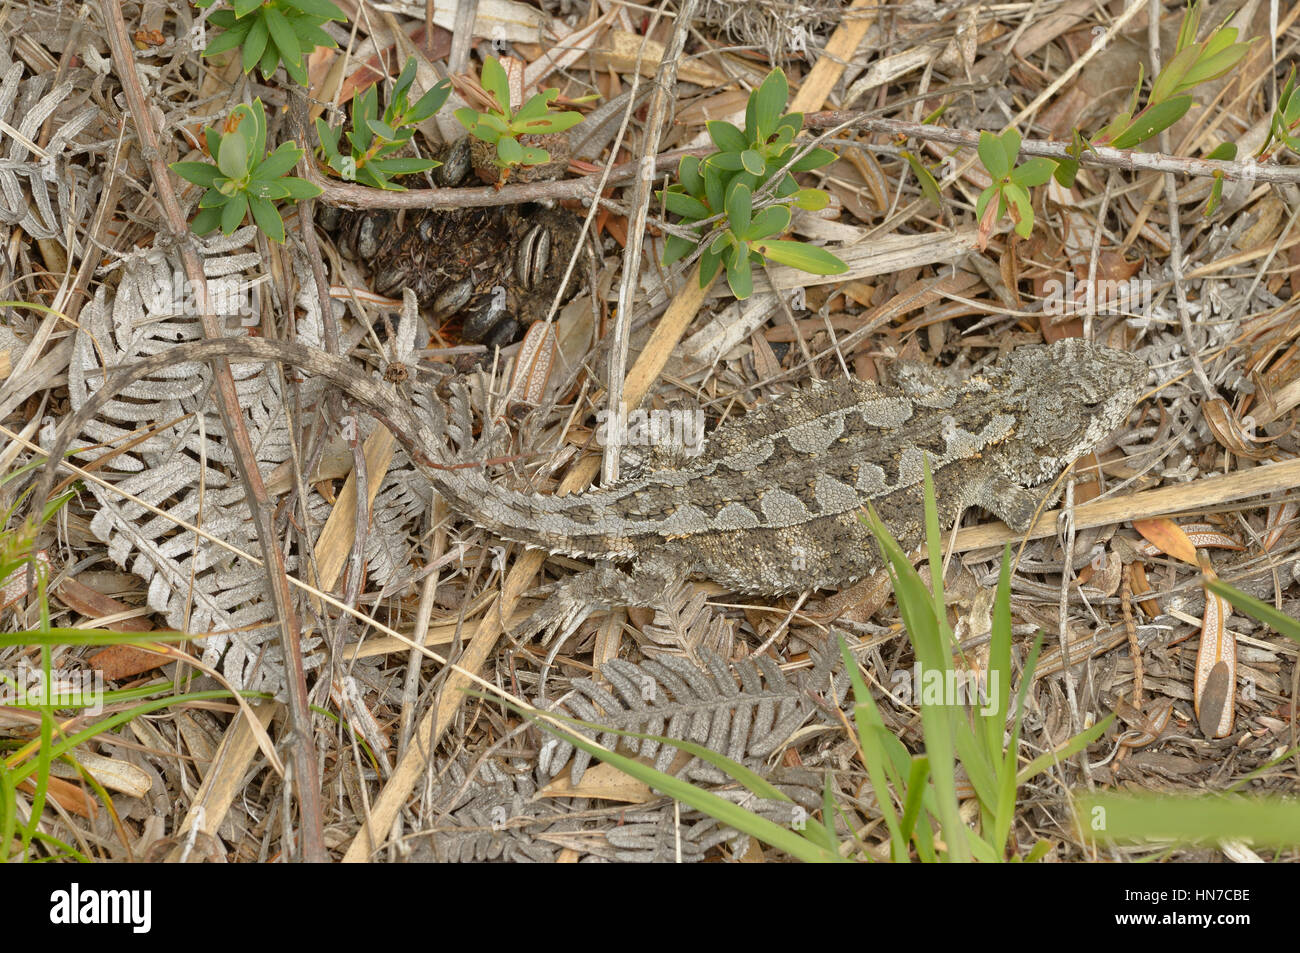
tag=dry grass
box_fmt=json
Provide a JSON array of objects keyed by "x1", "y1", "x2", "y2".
[{"x1": 0, "y1": 0, "x2": 1297, "y2": 863}]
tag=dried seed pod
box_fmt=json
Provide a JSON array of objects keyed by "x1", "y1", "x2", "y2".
[
  {"x1": 461, "y1": 286, "x2": 510, "y2": 342},
  {"x1": 432, "y1": 277, "x2": 474, "y2": 318},
  {"x1": 435, "y1": 137, "x2": 473, "y2": 188},
  {"x1": 515, "y1": 224, "x2": 551, "y2": 290}
]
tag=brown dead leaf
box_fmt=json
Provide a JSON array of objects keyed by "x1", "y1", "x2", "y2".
[
  {"x1": 1132, "y1": 518, "x2": 1199, "y2": 565},
  {"x1": 1203, "y1": 399, "x2": 1276, "y2": 460},
  {"x1": 538, "y1": 760, "x2": 656, "y2": 803}
]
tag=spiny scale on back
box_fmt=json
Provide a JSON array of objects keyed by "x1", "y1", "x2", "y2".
[{"x1": 40, "y1": 337, "x2": 1145, "y2": 642}]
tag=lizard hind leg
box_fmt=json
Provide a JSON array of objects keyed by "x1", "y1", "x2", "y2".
[{"x1": 515, "y1": 551, "x2": 686, "y2": 645}]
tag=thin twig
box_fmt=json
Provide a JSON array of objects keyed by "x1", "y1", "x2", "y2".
[{"x1": 100, "y1": 0, "x2": 325, "y2": 862}]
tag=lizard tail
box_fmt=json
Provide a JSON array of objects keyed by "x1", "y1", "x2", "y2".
[{"x1": 34, "y1": 337, "x2": 623, "y2": 560}]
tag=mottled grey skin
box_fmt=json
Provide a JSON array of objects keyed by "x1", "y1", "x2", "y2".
[
  {"x1": 432, "y1": 338, "x2": 1146, "y2": 638},
  {"x1": 39, "y1": 337, "x2": 1145, "y2": 642}
]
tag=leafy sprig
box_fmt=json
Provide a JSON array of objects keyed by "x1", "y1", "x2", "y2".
[
  {"x1": 171, "y1": 99, "x2": 321, "y2": 243},
  {"x1": 197, "y1": 0, "x2": 346, "y2": 86},
  {"x1": 1259, "y1": 64, "x2": 1300, "y2": 159},
  {"x1": 1092, "y1": 1, "x2": 1251, "y2": 152},
  {"x1": 974, "y1": 129, "x2": 1056, "y2": 245},
  {"x1": 315, "y1": 57, "x2": 451, "y2": 190},
  {"x1": 971, "y1": 1, "x2": 1253, "y2": 239},
  {"x1": 452, "y1": 56, "x2": 584, "y2": 171},
  {"x1": 659, "y1": 69, "x2": 846, "y2": 299}
]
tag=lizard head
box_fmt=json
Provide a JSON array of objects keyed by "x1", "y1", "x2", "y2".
[{"x1": 997, "y1": 338, "x2": 1147, "y2": 485}]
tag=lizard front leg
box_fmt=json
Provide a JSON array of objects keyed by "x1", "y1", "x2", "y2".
[{"x1": 515, "y1": 549, "x2": 686, "y2": 644}]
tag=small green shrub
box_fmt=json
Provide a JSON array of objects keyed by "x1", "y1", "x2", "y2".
[
  {"x1": 315, "y1": 57, "x2": 451, "y2": 190},
  {"x1": 659, "y1": 68, "x2": 846, "y2": 299},
  {"x1": 453, "y1": 56, "x2": 584, "y2": 173},
  {"x1": 171, "y1": 99, "x2": 322, "y2": 243},
  {"x1": 197, "y1": 0, "x2": 347, "y2": 86}
]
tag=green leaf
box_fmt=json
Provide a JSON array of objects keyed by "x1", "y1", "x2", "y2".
[
  {"x1": 1148, "y1": 44, "x2": 1199, "y2": 105},
  {"x1": 745, "y1": 204, "x2": 790, "y2": 240},
  {"x1": 366, "y1": 118, "x2": 399, "y2": 141},
  {"x1": 355, "y1": 84, "x2": 377, "y2": 136},
  {"x1": 392, "y1": 56, "x2": 417, "y2": 104},
  {"x1": 791, "y1": 188, "x2": 829, "y2": 212},
  {"x1": 242, "y1": 16, "x2": 269, "y2": 73},
  {"x1": 703, "y1": 163, "x2": 726, "y2": 215},
  {"x1": 233, "y1": 0, "x2": 263, "y2": 16},
  {"x1": 725, "y1": 243, "x2": 753, "y2": 299},
  {"x1": 699, "y1": 246, "x2": 724, "y2": 287},
  {"x1": 1205, "y1": 578, "x2": 1300, "y2": 643},
  {"x1": 1109, "y1": 95, "x2": 1192, "y2": 149},
  {"x1": 1179, "y1": 42, "x2": 1250, "y2": 91},
  {"x1": 1077, "y1": 791, "x2": 1300, "y2": 848},
  {"x1": 513, "y1": 92, "x2": 553, "y2": 124},
  {"x1": 280, "y1": 0, "x2": 348, "y2": 19},
  {"x1": 248, "y1": 100, "x2": 268, "y2": 158},
  {"x1": 171, "y1": 161, "x2": 222, "y2": 188},
  {"x1": 1205, "y1": 141, "x2": 1237, "y2": 161},
  {"x1": 277, "y1": 177, "x2": 323, "y2": 199},
  {"x1": 202, "y1": 17, "x2": 254, "y2": 57},
  {"x1": 280, "y1": 47, "x2": 309, "y2": 85},
  {"x1": 496, "y1": 135, "x2": 524, "y2": 166},
  {"x1": 789, "y1": 146, "x2": 837, "y2": 172},
  {"x1": 257, "y1": 40, "x2": 279, "y2": 81},
  {"x1": 248, "y1": 178, "x2": 289, "y2": 199},
  {"x1": 707, "y1": 120, "x2": 748, "y2": 153},
  {"x1": 476, "y1": 112, "x2": 510, "y2": 135},
  {"x1": 1201, "y1": 23, "x2": 1239, "y2": 60},
  {"x1": 709, "y1": 151, "x2": 745, "y2": 172},
  {"x1": 352, "y1": 165, "x2": 386, "y2": 189},
  {"x1": 220, "y1": 192, "x2": 249, "y2": 234},
  {"x1": 977, "y1": 130, "x2": 1011, "y2": 179},
  {"x1": 663, "y1": 190, "x2": 711, "y2": 220},
  {"x1": 678, "y1": 155, "x2": 704, "y2": 198},
  {"x1": 263, "y1": 6, "x2": 299, "y2": 66},
  {"x1": 725, "y1": 181, "x2": 752, "y2": 236},
  {"x1": 288, "y1": 16, "x2": 337, "y2": 54},
  {"x1": 251, "y1": 141, "x2": 304, "y2": 182},
  {"x1": 902, "y1": 152, "x2": 942, "y2": 206},
  {"x1": 740, "y1": 149, "x2": 765, "y2": 175},
  {"x1": 369, "y1": 157, "x2": 440, "y2": 175},
  {"x1": 453, "y1": 106, "x2": 488, "y2": 137},
  {"x1": 753, "y1": 239, "x2": 848, "y2": 275},
  {"x1": 1204, "y1": 173, "x2": 1225, "y2": 217},
  {"x1": 746, "y1": 68, "x2": 788, "y2": 142},
  {"x1": 480, "y1": 56, "x2": 511, "y2": 113},
  {"x1": 198, "y1": 186, "x2": 228, "y2": 208},
  {"x1": 315, "y1": 117, "x2": 341, "y2": 158},
  {"x1": 190, "y1": 204, "x2": 223, "y2": 235},
  {"x1": 999, "y1": 128, "x2": 1022, "y2": 171},
  {"x1": 1176, "y1": 0, "x2": 1202, "y2": 52},
  {"x1": 1093, "y1": 109, "x2": 1132, "y2": 147},
  {"x1": 1002, "y1": 181, "x2": 1033, "y2": 237},
  {"x1": 1010, "y1": 157, "x2": 1057, "y2": 188},
  {"x1": 411, "y1": 81, "x2": 452, "y2": 122},
  {"x1": 518, "y1": 145, "x2": 550, "y2": 165},
  {"x1": 663, "y1": 233, "x2": 697, "y2": 265},
  {"x1": 516, "y1": 109, "x2": 584, "y2": 135},
  {"x1": 247, "y1": 195, "x2": 285, "y2": 243},
  {"x1": 216, "y1": 129, "x2": 249, "y2": 180},
  {"x1": 1053, "y1": 157, "x2": 1078, "y2": 188},
  {"x1": 974, "y1": 184, "x2": 997, "y2": 223}
]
